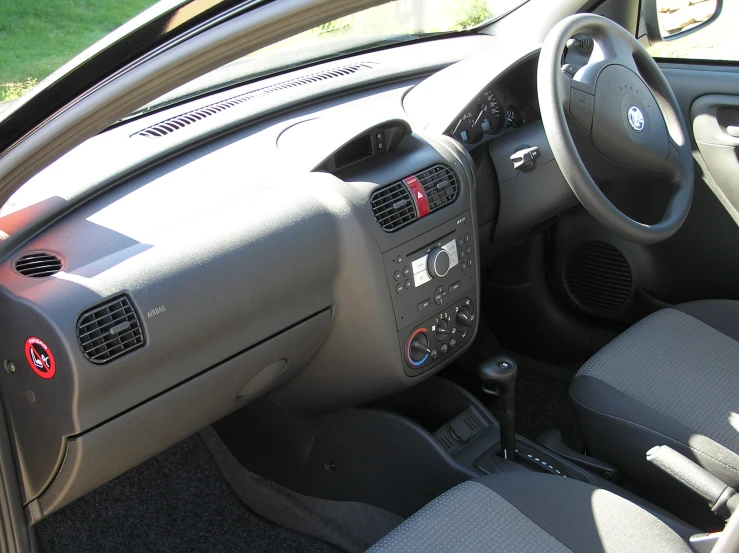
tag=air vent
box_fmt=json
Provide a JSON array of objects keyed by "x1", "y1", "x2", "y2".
[
  {"x1": 134, "y1": 62, "x2": 375, "y2": 139},
  {"x1": 13, "y1": 252, "x2": 63, "y2": 278},
  {"x1": 417, "y1": 165, "x2": 460, "y2": 211},
  {"x1": 564, "y1": 241, "x2": 632, "y2": 312},
  {"x1": 77, "y1": 295, "x2": 144, "y2": 364},
  {"x1": 371, "y1": 181, "x2": 418, "y2": 232},
  {"x1": 371, "y1": 165, "x2": 460, "y2": 232}
]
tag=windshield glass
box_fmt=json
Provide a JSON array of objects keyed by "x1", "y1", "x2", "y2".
[{"x1": 132, "y1": 0, "x2": 528, "y2": 117}]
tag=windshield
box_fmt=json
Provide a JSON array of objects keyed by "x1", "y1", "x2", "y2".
[{"x1": 131, "y1": 0, "x2": 528, "y2": 117}]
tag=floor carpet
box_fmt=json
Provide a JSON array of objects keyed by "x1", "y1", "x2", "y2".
[{"x1": 35, "y1": 436, "x2": 343, "y2": 553}]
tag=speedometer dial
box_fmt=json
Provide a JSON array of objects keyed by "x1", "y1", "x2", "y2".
[
  {"x1": 453, "y1": 110, "x2": 482, "y2": 144},
  {"x1": 475, "y1": 89, "x2": 503, "y2": 135}
]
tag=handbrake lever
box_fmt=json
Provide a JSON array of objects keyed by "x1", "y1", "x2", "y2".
[{"x1": 647, "y1": 445, "x2": 738, "y2": 520}]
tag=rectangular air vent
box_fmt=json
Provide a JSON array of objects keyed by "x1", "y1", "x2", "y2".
[
  {"x1": 370, "y1": 165, "x2": 459, "y2": 232},
  {"x1": 370, "y1": 181, "x2": 418, "y2": 231},
  {"x1": 77, "y1": 295, "x2": 144, "y2": 364},
  {"x1": 417, "y1": 165, "x2": 460, "y2": 211}
]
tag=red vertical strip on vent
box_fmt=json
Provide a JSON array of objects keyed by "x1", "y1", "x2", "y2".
[{"x1": 403, "y1": 175, "x2": 429, "y2": 217}]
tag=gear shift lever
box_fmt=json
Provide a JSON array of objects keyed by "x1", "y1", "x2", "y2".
[{"x1": 478, "y1": 355, "x2": 518, "y2": 460}]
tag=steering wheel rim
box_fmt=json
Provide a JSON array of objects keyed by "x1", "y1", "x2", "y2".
[{"x1": 538, "y1": 14, "x2": 693, "y2": 244}]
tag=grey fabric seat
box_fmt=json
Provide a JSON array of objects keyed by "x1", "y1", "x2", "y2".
[
  {"x1": 367, "y1": 473, "x2": 691, "y2": 552},
  {"x1": 570, "y1": 300, "x2": 739, "y2": 522}
]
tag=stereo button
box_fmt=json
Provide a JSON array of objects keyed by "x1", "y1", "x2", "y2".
[
  {"x1": 449, "y1": 251, "x2": 459, "y2": 268},
  {"x1": 418, "y1": 298, "x2": 431, "y2": 312},
  {"x1": 412, "y1": 257, "x2": 428, "y2": 274},
  {"x1": 414, "y1": 269, "x2": 431, "y2": 287},
  {"x1": 434, "y1": 285, "x2": 447, "y2": 305}
]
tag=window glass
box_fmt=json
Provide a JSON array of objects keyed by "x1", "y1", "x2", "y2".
[
  {"x1": 0, "y1": 0, "x2": 158, "y2": 102},
  {"x1": 648, "y1": 0, "x2": 739, "y2": 62}
]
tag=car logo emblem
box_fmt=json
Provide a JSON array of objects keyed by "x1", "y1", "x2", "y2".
[{"x1": 627, "y1": 106, "x2": 645, "y2": 133}]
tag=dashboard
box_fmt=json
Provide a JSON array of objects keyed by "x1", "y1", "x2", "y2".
[{"x1": 0, "y1": 34, "x2": 578, "y2": 524}]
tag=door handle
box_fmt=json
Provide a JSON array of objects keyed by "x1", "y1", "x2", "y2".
[{"x1": 692, "y1": 95, "x2": 739, "y2": 148}]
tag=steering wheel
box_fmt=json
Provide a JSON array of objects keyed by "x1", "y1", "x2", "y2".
[{"x1": 538, "y1": 14, "x2": 693, "y2": 244}]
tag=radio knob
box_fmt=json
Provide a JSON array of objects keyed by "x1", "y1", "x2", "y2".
[
  {"x1": 456, "y1": 306, "x2": 473, "y2": 330},
  {"x1": 427, "y1": 248, "x2": 451, "y2": 278}
]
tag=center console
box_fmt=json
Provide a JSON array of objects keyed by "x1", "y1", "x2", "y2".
[
  {"x1": 381, "y1": 210, "x2": 478, "y2": 376},
  {"x1": 324, "y1": 123, "x2": 481, "y2": 382}
]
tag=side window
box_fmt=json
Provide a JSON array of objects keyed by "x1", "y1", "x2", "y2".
[{"x1": 647, "y1": 0, "x2": 738, "y2": 61}]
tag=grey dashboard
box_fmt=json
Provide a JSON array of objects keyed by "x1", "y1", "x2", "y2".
[{"x1": 0, "y1": 32, "x2": 574, "y2": 523}]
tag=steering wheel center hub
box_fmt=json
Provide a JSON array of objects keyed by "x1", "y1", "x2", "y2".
[
  {"x1": 627, "y1": 106, "x2": 645, "y2": 132},
  {"x1": 590, "y1": 64, "x2": 668, "y2": 171}
]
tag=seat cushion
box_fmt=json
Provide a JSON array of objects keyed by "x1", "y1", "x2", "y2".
[
  {"x1": 366, "y1": 473, "x2": 690, "y2": 552},
  {"x1": 571, "y1": 302, "x2": 739, "y2": 527},
  {"x1": 571, "y1": 305, "x2": 739, "y2": 483}
]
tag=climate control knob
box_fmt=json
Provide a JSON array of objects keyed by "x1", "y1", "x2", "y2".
[
  {"x1": 434, "y1": 319, "x2": 449, "y2": 341},
  {"x1": 456, "y1": 306, "x2": 473, "y2": 331},
  {"x1": 409, "y1": 332, "x2": 430, "y2": 363},
  {"x1": 427, "y1": 248, "x2": 451, "y2": 278}
]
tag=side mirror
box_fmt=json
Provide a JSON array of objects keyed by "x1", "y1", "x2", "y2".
[{"x1": 641, "y1": 0, "x2": 723, "y2": 43}]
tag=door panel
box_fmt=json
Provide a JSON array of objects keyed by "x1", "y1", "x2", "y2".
[
  {"x1": 692, "y1": 94, "x2": 739, "y2": 223},
  {"x1": 550, "y1": 62, "x2": 739, "y2": 331}
]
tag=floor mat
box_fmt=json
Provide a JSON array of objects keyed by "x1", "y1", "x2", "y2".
[
  {"x1": 510, "y1": 367, "x2": 585, "y2": 453},
  {"x1": 201, "y1": 427, "x2": 402, "y2": 553},
  {"x1": 35, "y1": 436, "x2": 343, "y2": 553}
]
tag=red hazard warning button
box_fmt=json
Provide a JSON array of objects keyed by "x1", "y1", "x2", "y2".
[
  {"x1": 403, "y1": 175, "x2": 429, "y2": 217},
  {"x1": 24, "y1": 337, "x2": 56, "y2": 379}
]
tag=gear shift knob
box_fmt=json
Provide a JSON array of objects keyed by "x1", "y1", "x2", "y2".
[{"x1": 477, "y1": 355, "x2": 518, "y2": 460}]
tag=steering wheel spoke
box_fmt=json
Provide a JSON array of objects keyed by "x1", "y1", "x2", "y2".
[
  {"x1": 590, "y1": 28, "x2": 640, "y2": 75},
  {"x1": 661, "y1": 137, "x2": 686, "y2": 184}
]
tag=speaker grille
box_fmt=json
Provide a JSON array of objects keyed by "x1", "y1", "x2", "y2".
[{"x1": 564, "y1": 241, "x2": 632, "y2": 312}]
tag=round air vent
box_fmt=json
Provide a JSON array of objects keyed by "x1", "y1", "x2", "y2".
[
  {"x1": 13, "y1": 252, "x2": 63, "y2": 278},
  {"x1": 564, "y1": 241, "x2": 632, "y2": 312}
]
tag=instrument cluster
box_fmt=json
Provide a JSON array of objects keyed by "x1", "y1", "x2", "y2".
[{"x1": 447, "y1": 86, "x2": 532, "y2": 147}]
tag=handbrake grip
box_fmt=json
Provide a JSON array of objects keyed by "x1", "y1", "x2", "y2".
[{"x1": 647, "y1": 445, "x2": 738, "y2": 519}]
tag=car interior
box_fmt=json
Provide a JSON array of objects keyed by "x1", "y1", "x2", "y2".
[{"x1": 0, "y1": 0, "x2": 738, "y2": 551}]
